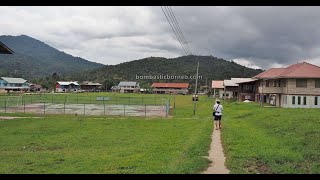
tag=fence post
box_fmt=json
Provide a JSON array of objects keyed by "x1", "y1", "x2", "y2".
[
  {"x1": 104, "y1": 101, "x2": 106, "y2": 115},
  {"x1": 5, "y1": 101, "x2": 6, "y2": 113},
  {"x1": 124, "y1": 104, "x2": 125, "y2": 116},
  {"x1": 145, "y1": 104, "x2": 147, "y2": 118},
  {"x1": 24, "y1": 100, "x2": 25, "y2": 113},
  {"x1": 84, "y1": 103, "x2": 86, "y2": 116},
  {"x1": 64, "y1": 103, "x2": 66, "y2": 114}
]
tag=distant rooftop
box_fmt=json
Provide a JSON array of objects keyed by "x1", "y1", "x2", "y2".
[
  {"x1": 224, "y1": 78, "x2": 255, "y2": 87},
  {"x1": 253, "y1": 62, "x2": 320, "y2": 79},
  {"x1": 1, "y1": 77, "x2": 27, "y2": 84},
  {"x1": 57, "y1": 81, "x2": 79, "y2": 86},
  {"x1": 151, "y1": 83, "x2": 189, "y2": 89},
  {"x1": 118, "y1": 81, "x2": 139, "y2": 87},
  {"x1": 212, "y1": 80, "x2": 224, "y2": 89}
]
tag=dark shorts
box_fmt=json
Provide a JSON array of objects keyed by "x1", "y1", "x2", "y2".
[{"x1": 214, "y1": 115, "x2": 222, "y2": 121}]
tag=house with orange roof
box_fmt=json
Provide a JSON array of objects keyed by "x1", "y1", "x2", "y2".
[
  {"x1": 253, "y1": 62, "x2": 320, "y2": 108},
  {"x1": 151, "y1": 83, "x2": 189, "y2": 94}
]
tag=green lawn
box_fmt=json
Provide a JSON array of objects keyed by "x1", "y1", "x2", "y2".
[
  {"x1": 0, "y1": 93, "x2": 214, "y2": 174},
  {"x1": 222, "y1": 102, "x2": 320, "y2": 174},
  {"x1": 2, "y1": 92, "x2": 319, "y2": 174}
]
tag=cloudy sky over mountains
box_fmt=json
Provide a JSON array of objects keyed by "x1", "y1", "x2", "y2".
[{"x1": 1, "y1": 6, "x2": 320, "y2": 69}]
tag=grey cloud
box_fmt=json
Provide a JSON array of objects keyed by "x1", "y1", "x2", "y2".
[{"x1": 1, "y1": 6, "x2": 320, "y2": 69}]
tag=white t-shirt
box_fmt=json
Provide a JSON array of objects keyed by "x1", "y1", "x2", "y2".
[{"x1": 213, "y1": 104, "x2": 223, "y2": 116}]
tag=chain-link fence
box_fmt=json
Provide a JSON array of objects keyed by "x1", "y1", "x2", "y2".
[{"x1": 0, "y1": 94, "x2": 171, "y2": 117}]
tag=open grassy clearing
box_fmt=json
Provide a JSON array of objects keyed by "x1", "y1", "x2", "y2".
[
  {"x1": 222, "y1": 102, "x2": 320, "y2": 174},
  {"x1": 0, "y1": 93, "x2": 214, "y2": 174}
]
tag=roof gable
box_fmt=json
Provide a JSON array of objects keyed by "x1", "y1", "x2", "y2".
[
  {"x1": 57, "y1": 81, "x2": 79, "y2": 86},
  {"x1": 254, "y1": 62, "x2": 320, "y2": 79},
  {"x1": 1, "y1": 77, "x2": 27, "y2": 84},
  {"x1": 212, "y1": 80, "x2": 224, "y2": 89}
]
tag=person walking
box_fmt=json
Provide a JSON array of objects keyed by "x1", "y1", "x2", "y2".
[{"x1": 213, "y1": 100, "x2": 223, "y2": 130}]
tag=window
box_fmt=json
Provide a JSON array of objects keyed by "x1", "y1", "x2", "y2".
[
  {"x1": 315, "y1": 97, "x2": 318, "y2": 106},
  {"x1": 278, "y1": 80, "x2": 281, "y2": 87},
  {"x1": 281, "y1": 79, "x2": 286, "y2": 87},
  {"x1": 243, "y1": 85, "x2": 252, "y2": 90},
  {"x1": 298, "y1": 96, "x2": 301, "y2": 105},
  {"x1": 273, "y1": 81, "x2": 277, "y2": 87},
  {"x1": 296, "y1": 79, "x2": 307, "y2": 88},
  {"x1": 266, "y1": 80, "x2": 269, "y2": 87},
  {"x1": 316, "y1": 79, "x2": 320, "y2": 88},
  {"x1": 303, "y1": 96, "x2": 307, "y2": 105},
  {"x1": 292, "y1": 96, "x2": 295, "y2": 105}
]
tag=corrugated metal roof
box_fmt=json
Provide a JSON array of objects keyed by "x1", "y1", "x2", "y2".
[
  {"x1": 151, "y1": 83, "x2": 189, "y2": 88},
  {"x1": 118, "y1": 81, "x2": 139, "y2": 87},
  {"x1": 236, "y1": 78, "x2": 259, "y2": 84},
  {"x1": 224, "y1": 80, "x2": 239, "y2": 87},
  {"x1": 223, "y1": 78, "x2": 255, "y2": 87},
  {"x1": 81, "y1": 81, "x2": 102, "y2": 86},
  {"x1": 254, "y1": 62, "x2": 320, "y2": 79},
  {"x1": 253, "y1": 68, "x2": 286, "y2": 79},
  {"x1": 1, "y1": 77, "x2": 27, "y2": 84},
  {"x1": 212, "y1": 80, "x2": 224, "y2": 89},
  {"x1": 57, "y1": 81, "x2": 79, "y2": 86}
]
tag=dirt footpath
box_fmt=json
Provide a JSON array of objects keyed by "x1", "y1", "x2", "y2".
[{"x1": 202, "y1": 129, "x2": 230, "y2": 174}]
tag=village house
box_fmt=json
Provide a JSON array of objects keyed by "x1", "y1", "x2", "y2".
[
  {"x1": 235, "y1": 78, "x2": 258, "y2": 102},
  {"x1": 118, "y1": 81, "x2": 140, "y2": 93},
  {"x1": 55, "y1": 81, "x2": 80, "y2": 92},
  {"x1": 80, "y1": 81, "x2": 102, "y2": 92},
  {"x1": 29, "y1": 84, "x2": 47, "y2": 93},
  {"x1": 222, "y1": 78, "x2": 253, "y2": 99},
  {"x1": 151, "y1": 83, "x2": 189, "y2": 94},
  {"x1": 211, "y1": 80, "x2": 224, "y2": 98},
  {"x1": 253, "y1": 62, "x2": 320, "y2": 108},
  {"x1": 0, "y1": 77, "x2": 30, "y2": 93}
]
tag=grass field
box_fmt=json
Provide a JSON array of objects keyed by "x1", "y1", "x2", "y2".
[
  {"x1": 222, "y1": 102, "x2": 320, "y2": 174},
  {"x1": 0, "y1": 93, "x2": 214, "y2": 174},
  {"x1": 1, "y1": 92, "x2": 320, "y2": 173}
]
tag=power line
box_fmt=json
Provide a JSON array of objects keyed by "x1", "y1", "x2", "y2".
[
  {"x1": 161, "y1": 6, "x2": 190, "y2": 56},
  {"x1": 164, "y1": 6, "x2": 191, "y2": 55},
  {"x1": 166, "y1": 6, "x2": 192, "y2": 55},
  {"x1": 161, "y1": 6, "x2": 199, "y2": 116}
]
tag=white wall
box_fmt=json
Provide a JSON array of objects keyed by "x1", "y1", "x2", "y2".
[{"x1": 282, "y1": 95, "x2": 320, "y2": 108}]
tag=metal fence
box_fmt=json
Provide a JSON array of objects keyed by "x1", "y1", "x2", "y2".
[{"x1": 0, "y1": 95, "x2": 171, "y2": 117}]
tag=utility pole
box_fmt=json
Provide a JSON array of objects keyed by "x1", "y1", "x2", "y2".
[
  {"x1": 205, "y1": 77, "x2": 208, "y2": 93},
  {"x1": 193, "y1": 61, "x2": 199, "y2": 116}
]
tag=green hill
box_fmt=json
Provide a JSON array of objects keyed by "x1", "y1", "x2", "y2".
[
  {"x1": 0, "y1": 35, "x2": 103, "y2": 79},
  {"x1": 66, "y1": 55, "x2": 263, "y2": 89}
]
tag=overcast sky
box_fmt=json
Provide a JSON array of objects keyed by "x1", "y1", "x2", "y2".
[{"x1": 1, "y1": 6, "x2": 320, "y2": 69}]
